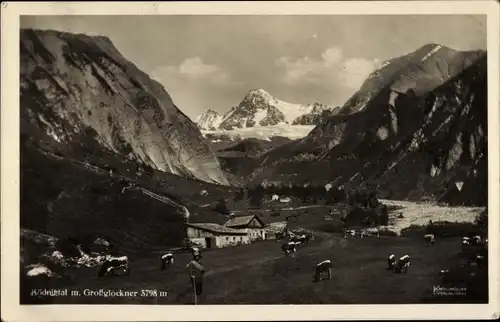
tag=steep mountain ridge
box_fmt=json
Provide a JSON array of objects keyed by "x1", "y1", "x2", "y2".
[
  {"x1": 251, "y1": 44, "x2": 487, "y2": 206},
  {"x1": 20, "y1": 28, "x2": 228, "y2": 185},
  {"x1": 338, "y1": 43, "x2": 484, "y2": 115}
]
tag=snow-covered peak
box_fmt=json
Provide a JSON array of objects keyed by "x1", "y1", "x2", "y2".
[
  {"x1": 195, "y1": 109, "x2": 224, "y2": 130},
  {"x1": 247, "y1": 88, "x2": 275, "y2": 99},
  {"x1": 199, "y1": 89, "x2": 340, "y2": 131}
]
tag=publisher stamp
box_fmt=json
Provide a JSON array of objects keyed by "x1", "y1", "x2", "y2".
[{"x1": 432, "y1": 285, "x2": 467, "y2": 296}]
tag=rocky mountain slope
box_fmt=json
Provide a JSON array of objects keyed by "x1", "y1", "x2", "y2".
[
  {"x1": 20, "y1": 28, "x2": 228, "y2": 185},
  {"x1": 251, "y1": 44, "x2": 487, "y2": 206},
  {"x1": 196, "y1": 89, "x2": 340, "y2": 131}
]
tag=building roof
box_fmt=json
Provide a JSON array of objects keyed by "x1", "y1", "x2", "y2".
[
  {"x1": 224, "y1": 214, "x2": 265, "y2": 228},
  {"x1": 187, "y1": 223, "x2": 248, "y2": 235}
]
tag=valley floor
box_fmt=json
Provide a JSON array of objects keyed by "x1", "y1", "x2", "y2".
[{"x1": 23, "y1": 231, "x2": 486, "y2": 305}]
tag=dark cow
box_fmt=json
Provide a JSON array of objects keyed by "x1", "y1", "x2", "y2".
[
  {"x1": 393, "y1": 255, "x2": 411, "y2": 274},
  {"x1": 424, "y1": 234, "x2": 435, "y2": 245},
  {"x1": 98, "y1": 256, "x2": 129, "y2": 277},
  {"x1": 281, "y1": 242, "x2": 299, "y2": 258},
  {"x1": 191, "y1": 247, "x2": 201, "y2": 258},
  {"x1": 387, "y1": 254, "x2": 396, "y2": 270},
  {"x1": 161, "y1": 253, "x2": 174, "y2": 270},
  {"x1": 298, "y1": 234, "x2": 311, "y2": 245},
  {"x1": 291, "y1": 234, "x2": 311, "y2": 246},
  {"x1": 344, "y1": 229, "x2": 356, "y2": 239},
  {"x1": 472, "y1": 235, "x2": 482, "y2": 245},
  {"x1": 475, "y1": 254, "x2": 486, "y2": 268},
  {"x1": 314, "y1": 260, "x2": 332, "y2": 282}
]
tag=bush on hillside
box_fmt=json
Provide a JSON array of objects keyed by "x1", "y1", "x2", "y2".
[
  {"x1": 214, "y1": 198, "x2": 230, "y2": 215},
  {"x1": 401, "y1": 221, "x2": 479, "y2": 238},
  {"x1": 343, "y1": 203, "x2": 388, "y2": 226},
  {"x1": 475, "y1": 209, "x2": 487, "y2": 234}
]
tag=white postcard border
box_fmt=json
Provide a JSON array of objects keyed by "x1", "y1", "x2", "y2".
[{"x1": 1, "y1": 1, "x2": 499, "y2": 321}]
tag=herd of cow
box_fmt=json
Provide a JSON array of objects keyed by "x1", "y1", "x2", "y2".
[
  {"x1": 276, "y1": 228, "x2": 489, "y2": 285},
  {"x1": 95, "y1": 228, "x2": 488, "y2": 295},
  {"x1": 97, "y1": 251, "x2": 178, "y2": 277}
]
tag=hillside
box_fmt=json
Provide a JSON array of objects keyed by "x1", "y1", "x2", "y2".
[
  {"x1": 251, "y1": 44, "x2": 487, "y2": 206},
  {"x1": 213, "y1": 137, "x2": 293, "y2": 181},
  {"x1": 20, "y1": 28, "x2": 228, "y2": 185}
]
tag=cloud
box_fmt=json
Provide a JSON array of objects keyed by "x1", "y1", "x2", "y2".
[
  {"x1": 149, "y1": 57, "x2": 243, "y2": 119},
  {"x1": 152, "y1": 57, "x2": 235, "y2": 85},
  {"x1": 275, "y1": 46, "x2": 381, "y2": 91}
]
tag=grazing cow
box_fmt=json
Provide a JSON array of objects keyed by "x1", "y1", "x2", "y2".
[
  {"x1": 361, "y1": 228, "x2": 380, "y2": 238},
  {"x1": 424, "y1": 234, "x2": 435, "y2": 245},
  {"x1": 394, "y1": 255, "x2": 411, "y2": 274},
  {"x1": 98, "y1": 256, "x2": 129, "y2": 277},
  {"x1": 281, "y1": 242, "x2": 298, "y2": 258},
  {"x1": 314, "y1": 260, "x2": 332, "y2": 282},
  {"x1": 280, "y1": 197, "x2": 291, "y2": 203},
  {"x1": 387, "y1": 254, "x2": 396, "y2": 270},
  {"x1": 439, "y1": 269, "x2": 451, "y2": 283},
  {"x1": 161, "y1": 253, "x2": 174, "y2": 270},
  {"x1": 344, "y1": 229, "x2": 356, "y2": 239},
  {"x1": 291, "y1": 234, "x2": 310, "y2": 246},
  {"x1": 475, "y1": 254, "x2": 486, "y2": 268},
  {"x1": 462, "y1": 237, "x2": 471, "y2": 247},
  {"x1": 298, "y1": 234, "x2": 311, "y2": 245},
  {"x1": 272, "y1": 194, "x2": 279, "y2": 201}
]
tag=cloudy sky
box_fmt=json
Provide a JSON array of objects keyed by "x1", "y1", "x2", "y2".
[{"x1": 21, "y1": 15, "x2": 486, "y2": 120}]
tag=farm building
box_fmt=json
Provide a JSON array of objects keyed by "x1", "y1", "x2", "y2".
[
  {"x1": 224, "y1": 215, "x2": 266, "y2": 241},
  {"x1": 186, "y1": 223, "x2": 250, "y2": 248}
]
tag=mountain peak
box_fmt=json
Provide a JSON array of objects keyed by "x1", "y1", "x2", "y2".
[
  {"x1": 247, "y1": 88, "x2": 274, "y2": 99},
  {"x1": 196, "y1": 109, "x2": 223, "y2": 130},
  {"x1": 200, "y1": 88, "x2": 340, "y2": 131}
]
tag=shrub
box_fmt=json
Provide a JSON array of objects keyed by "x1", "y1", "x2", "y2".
[
  {"x1": 401, "y1": 221, "x2": 479, "y2": 238},
  {"x1": 214, "y1": 198, "x2": 230, "y2": 215},
  {"x1": 378, "y1": 228, "x2": 399, "y2": 237}
]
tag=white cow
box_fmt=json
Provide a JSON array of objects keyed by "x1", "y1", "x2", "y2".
[
  {"x1": 387, "y1": 254, "x2": 396, "y2": 270},
  {"x1": 394, "y1": 254, "x2": 411, "y2": 274},
  {"x1": 98, "y1": 255, "x2": 129, "y2": 277},
  {"x1": 314, "y1": 260, "x2": 332, "y2": 282},
  {"x1": 280, "y1": 197, "x2": 291, "y2": 203},
  {"x1": 424, "y1": 234, "x2": 435, "y2": 245},
  {"x1": 272, "y1": 194, "x2": 279, "y2": 201},
  {"x1": 161, "y1": 253, "x2": 174, "y2": 270}
]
